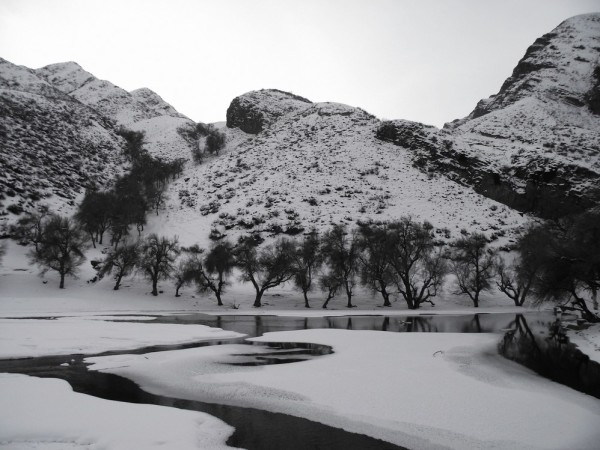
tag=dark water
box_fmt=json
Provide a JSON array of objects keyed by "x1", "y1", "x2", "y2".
[
  {"x1": 498, "y1": 314, "x2": 600, "y2": 399},
  {"x1": 147, "y1": 311, "x2": 537, "y2": 336},
  {"x1": 0, "y1": 344, "x2": 402, "y2": 450},
  {"x1": 2, "y1": 312, "x2": 599, "y2": 449}
]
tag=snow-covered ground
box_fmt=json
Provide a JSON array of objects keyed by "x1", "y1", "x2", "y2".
[
  {"x1": 2, "y1": 238, "x2": 599, "y2": 450},
  {"x1": 87, "y1": 329, "x2": 600, "y2": 450},
  {"x1": 0, "y1": 316, "x2": 242, "y2": 359},
  {"x1": 0, "y1": 373, "x2": 237, "y2": 450},
  {"x1": 0, "y1": 237, "x2": 545, "y2": 318},
  {"x1": 566, "y1": 322, "x2": 600, "y2": 364}
]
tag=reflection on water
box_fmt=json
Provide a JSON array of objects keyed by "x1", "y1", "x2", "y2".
[
  {"x1": 2, "y1": 311, "x2": 599, "y2": 448},
  {"x1": 226, "y1": 342, "x2": 333, "y2": 366},
  {"x1": 498, "y1": 314, "x2": 600, "y2": 399},
  {"x1": 153, "y1": 312, "x2": 553, "y2": 337}
]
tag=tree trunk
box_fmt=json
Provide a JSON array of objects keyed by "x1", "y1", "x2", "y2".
[
  {"x1": 345, "y1": 283, "x2": 354, "y2": 308},
  {"x1": 473, "y1": 293, "x2": 479, "y2": 307},
  {"x1": 215, "y1": 291, "x2": 223, "y2": 306},
  {"x1": 253, "y1": 289, "x2": 264, "y2": 307},
  {"x1": 113, "y1": 273, "x2": 123, "y2": 290},
  {"x1": 151, "y1": 277, "x2": 158, "y2": 296},
  {"x1": 381, "y1": 290, "x2": 391, "y2": 307},
  {"x1": 303, "y1": 291, "x2": 310, "y2": 308},
  {"x1": 403, "y1": 293, "x2": 415, "y2": 310},
  {"x1": 574, "y1": 296, "x2": 600, "y2": 323},
  {"x1": 322, "y1": 291, "x2": 334, "y2": 309},
  {"x1": 59, "y1": 272, "x2": 65, "y2": 289}
]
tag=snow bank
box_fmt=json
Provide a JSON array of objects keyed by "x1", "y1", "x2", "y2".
[
  {"x1": 0, "y1": 316, "x2": 243, "y2": 359},
  {"x1": 0, "y1": 373, "x2": 237, "y2": 450},
  {"x1": 568, "y1": 322, "x2": 600, "y2": 363},
  {"x1": 88, "y1": 330, "x2": 600, "y2": 450}
]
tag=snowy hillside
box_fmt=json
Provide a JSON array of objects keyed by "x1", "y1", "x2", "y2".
[
  {"x1": 37, "y1": 62, "x2": 196, "y2": 160},
  {"x1": 380, "y1": 13, "x2": 600, "y2": 219},
  {"x1": 157, "y1": 90, "x2": 526, "y2": 248},
  {"x1": 0, "y1": 58, "x2": 128, "y2": 232}
]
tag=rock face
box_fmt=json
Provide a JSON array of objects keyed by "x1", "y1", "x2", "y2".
[
  {"x1": 226, "y1": 89, "x2": 312, "y2": 134},
  {"x1": 380, "y1": 13, "x2": 600, "y2": 219}
]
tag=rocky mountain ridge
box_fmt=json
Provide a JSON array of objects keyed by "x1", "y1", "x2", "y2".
[
  {"x1": 0, "y1": 57, "x2": 127, "y2": 228},
  {"x1": 380, "y1": 13, "x2": 600, "y2": 218},
  {"x1": 0, "y1": 58, "x2": 196, "y2": 233},
  {"x1": 36, "y1": 62, "x2": 196, "y2": 160},
  {"x1": 2, "y1": 13, "x2": 597, "y2": 243},
  {"x1": 161, "y1": 91, "x2": 526, "y2": 248}
]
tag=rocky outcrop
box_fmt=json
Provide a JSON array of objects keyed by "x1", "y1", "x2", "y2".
[
  {"x1": 380, "y1": 14, "x2": 600, "y2": 219},
  {"x1": 226, "y1": 89, "x2": 312, "y2": 134},
  {"x1": 377, "y1": 120, "x2": 599, "y2": 219},
  {"x1": 587, "y1": 66, "x2": 600, "y2": 114}
]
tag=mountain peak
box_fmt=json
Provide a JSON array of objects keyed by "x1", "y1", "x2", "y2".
[
  {"x1": 36, "y1": 61, "x2": 96, "y2": 95},
  {"x1": 454, "y1": 12, "x2": 600, "y2": 123},
  {"x1": 130, "y1": 87, "x2": 187, "y2": 119}
]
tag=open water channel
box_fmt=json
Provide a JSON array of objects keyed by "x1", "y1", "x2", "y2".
[{"x1": 1, "y1": 312, "x2": 599, "y2": 449}]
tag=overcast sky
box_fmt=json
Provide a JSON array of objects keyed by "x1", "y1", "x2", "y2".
[{"x1": 1, "y1": 0, "x2": 598, "y2": 126}]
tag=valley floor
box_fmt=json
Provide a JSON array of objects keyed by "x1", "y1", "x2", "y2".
[{"x1": 1, "y1": 240, "x2": 599, "y2": 449}]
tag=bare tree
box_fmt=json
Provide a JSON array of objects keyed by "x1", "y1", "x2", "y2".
[
  {"x1": 173, "y1": 254, "x2": 201, "y2": 297},
  {"x1": 139, "y1": 234, "x2": 180, "y2": 296},
  {"x1": 235, "y1": 237, "x2": 295, "y2": 307},
  {"x1": 386, "y1": 218, "x2": 448, "y2": 309},
  {"x1": 0, "y1": 241, "x2": 6, "y2": 267},
  {"x1": 75, "y1": 191, "x2": 114, "y2": 247},
  {"x1": 29, "y1": 215, "x2": 88, "y2": 288},
  {"x1": 527, "y1": 212, "x2": 600, "y2": 322},
  {"x1": 495, "y1": 226, "x2": 552, "y2": 307},
  {"x1": 357, "y1": 223, "x2": 395, "y2": 307},
  {"x1": 321, "y1": 224, "x2": 360, "y2": 308},
  {"x1": 450, "y1": 232, "x2": 495, "y2": 307},
  {"x1": 320, "y1": 270, "x2": 342, "y2": 309},
  {"x1": 291, "y1": 229, "x2": 322, "y2": 308},
  {"x1": 98, "y1": 242, "x2": 140, "y2": 290},
  {"x1": 200, "y1": 241, "x2": 236, "y2": 306},
  {"x1": 10, "y1": 206, "x2": 51, "y2": 254},
  {"x1": 173, "y1": 242, "x2": 235, "y2": 304}
]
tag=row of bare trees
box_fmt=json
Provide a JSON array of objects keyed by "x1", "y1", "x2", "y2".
[{"x1": 10, "y1": 206, "x2": 599, "y2": 321}]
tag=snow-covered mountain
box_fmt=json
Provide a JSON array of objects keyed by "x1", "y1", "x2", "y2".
[
  {"x1": 0, "y1": 58, "x2": 196, "y2": 234},
  {"x1": 36, "y1": 62, "x2": 196, "y2": 160},
  {"x1": 0, "y1": 57, "x2": 127, "y2": 230},
  {"x1": 3, "y1": 13, "x2": 597, "y2": 244},
  {"x1": 159, "y1": 89, "x2": 526, "y2": 247},
  {"x1": 380, "y1": 13, "x2": 600, "y2": 218}
]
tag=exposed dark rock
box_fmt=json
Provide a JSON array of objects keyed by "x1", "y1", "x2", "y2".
[
  {"x1": 587, "y1": 66, "x2": 600, "y2": 114},
  {"x1": 376, "y1": 120, "x2": 599, "y2": 219},
  {"x1": 226, "y1": 89, "x2": 312, "y2": 134},
  {"x1": 226, "y1": 96, "x2": 265, "y2": 134}
]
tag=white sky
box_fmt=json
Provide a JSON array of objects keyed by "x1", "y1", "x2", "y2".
[{"x1": 1, "y1": 0, "x2": 598, "y2": 127}]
